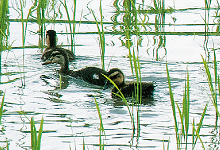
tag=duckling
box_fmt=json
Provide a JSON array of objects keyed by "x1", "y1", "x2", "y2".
[
  {"x1": 42, "y1": 49, "x2": 107, "y2": 86},
  {"x1": 104, "y1": 68, "x2": 155, "y2": 98},
  {"x1": 41, "y1": 30, "x2": 75, "y2": 61}
]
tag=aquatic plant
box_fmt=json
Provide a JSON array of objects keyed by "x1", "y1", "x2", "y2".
[
  {"x1": 59, "y1": 0, "x2": 76, "y2": 53},
  {"x1": 202, "y1": 50, "x2": 220, "y2": 125},
  {"x1": 36, "y1": 0, "x2": 47, "y2": 49},
  {"x1": 0, "y1": 0, "x2": 9, "y2": 48},
  {"x1": 102, "y1": 74, "x2": 135, "y2": 131},
  {"x1": 94, "y1": 98, "x2": 105, "y2": 149},
  {"x1": 0, "y1": 0, "x2": 9, "y2": 72},
  {"x1": 0, "y1": 91, "x2": 5, "y2": 124},
  {"x1": 30, "y1": 117, "x2": 44, "y2": 150},
  {"x1": 89, "y1": 0, "x2": 106, "y2": 70},
  {"x1": 166, "y1": 62, "x2": 208, "y2": 149}
]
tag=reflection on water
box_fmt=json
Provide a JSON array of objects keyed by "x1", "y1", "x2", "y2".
[{"x1": 1, "y1": 0, "x2": 220, "y2": 149}]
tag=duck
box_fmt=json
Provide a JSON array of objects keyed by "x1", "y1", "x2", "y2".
[
  {"x1": 42, "y1": 49, "x2": 107, "y2": 86},
  {"x1": 41, "y1": 30, "x2": 75, "y2": 62},
  {"x1": 103, "y1": 68, "x2": 155, "y2": 98}
]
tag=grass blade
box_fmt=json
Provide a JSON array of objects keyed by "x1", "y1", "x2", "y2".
[
  {"x1": 94, "y1": 98, "x2": 105, "y2": 149},
  {"x1": 31, "y1": 117, "x2": 37, "y2": 150},
  {"x1": 37, "y1": 117, "x2": 44, "y2": 150},
  {"x1": 30, "y1": 117, "x2": 43, "y2": 150},
  {"x1": 0, "y1": 91, "x2": 5, "y2": 124},
  {"x1": 102, "y1": 74, "x2": 135, "y2": 131},
  {"x1": 166, "y1": 62, "x2": 180, "y2": 149}
]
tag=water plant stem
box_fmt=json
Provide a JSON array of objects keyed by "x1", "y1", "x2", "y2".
[
  {"x1": 166, "y1": 62, "x2": 180, "y2": 149},
  {"x1": 0, "y1": 0, "x2": 9, "y2": 72},
  {"x1": 94, "y1": 98, "x2": 105, "y2": 149},
  {"x1": 30, "y1": 117, "x2": 44, "y2": 150},
  {"x1": 90, "y1": 0, "x2": 105, "y2": 70},
  {"x1": 60, "y1": 0, "x2": 75, "y2": 53},
  {"x1": 0, "y1": 91, "x2": 5, "y2": 124}
]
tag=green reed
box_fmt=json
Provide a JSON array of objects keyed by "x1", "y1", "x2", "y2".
[
  {"x1": 166, "y1": 62, "x2": 207, "y2": 149},
  {"x1": 30, "y1": 117, "x2": 44, "y2": 150},
  {"x1": 0, "y1": 0, "x2": 9, "y2": 72},
  {"x1": 94, "y1": 98, "x2": 105, "y2": 149},
  {"x1": 90, "y1": 0, "x2": 105, "y2": 70},
  {"x1": 166, "y1": 62, "x2": 179, "y2": 148},
  {"x1": 192, "y1": 104, "x2": 207, "y2": 149},
  {"x1": 18, "y1": 0, "x2": 25, "y2": 47},
  {"x1": 37, "y1": 0, "x2": 47, "y2": 49},
  {"x1": 102, "y1": 74, "x2": 135, "y2": 131},
  {"x1": 0, "y1": 91, "x2": 5, "y2": 124},
  {"x1": 202, "y1": 50, "x2": 220, "y2": 126},
  {"x1": 60, "y1": 0, "x2": 76, "y2": 53},
  {"x1": 176, "y1": 70, "x2": 190, "y2": 148},
  {"x1": 123, "y1": 0, "x2": 143, "y2": 138}
]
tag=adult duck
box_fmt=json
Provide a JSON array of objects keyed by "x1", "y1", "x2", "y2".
[{"x1": 41, "y1": 30, "x2": 75, "y2": 62}]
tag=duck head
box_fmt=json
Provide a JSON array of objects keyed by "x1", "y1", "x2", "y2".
[
  {"x1": 42, "y1": 49, "x2": 69, "y2": 73},
  {"x1": 103, "y1": 68, "x2": 125, "y2": 90},
  {"x1": 46, "y1": 30, "x2": 57, "y2": 48}
]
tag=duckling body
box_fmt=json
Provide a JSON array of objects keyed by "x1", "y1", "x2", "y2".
[
  {"x1": 104, "y1": 68, "x2": 154, "y2": 98},
  {"x1": 42, "y1": 49, "x2": 107, "y2": 86},
  {"x1": 68, "y1": 67, "x2": 107, "y2": 86},
  {"x1": 41, "y1": 30, "x2": 75, "y2": 61}
]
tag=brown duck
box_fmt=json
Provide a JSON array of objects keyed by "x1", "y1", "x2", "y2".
[
  {"x1": 41, "y1": 30, "x2": 75, "y2": 62},
  {"x1": 42, "y1": 49, "x2": 107, "y2": 86},
  {"x1": 103, "y1": 68, "x2": 155, "y2": 98}
]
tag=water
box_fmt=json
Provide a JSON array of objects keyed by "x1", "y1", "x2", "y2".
[{"x1": 1, "y1": 0, "x2": 220, "y2": 149}]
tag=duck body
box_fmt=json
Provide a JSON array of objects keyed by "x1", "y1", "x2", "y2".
[
  {"x1": 67, "y1": 67, "x2": 107, "y2": 86},
  {"x1": 111, "y1": 81, "x2": 154, "y2": 98},
  {"x1": 42, "y1": 49, "x2": 107, "y2": 86},
  {"x1": 104, "y1": 68, "x2": 155, "y2": 98},
  {"x1": 41, "y1": 30, "x2": 75, "y2": 61},
  {"x1": 41, "y1": 47, "x2": 75, "y2": 62}
]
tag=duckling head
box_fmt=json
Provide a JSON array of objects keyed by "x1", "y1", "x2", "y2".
[
  {"x1": 103, "y1": 68, "x2": 125, "y2": 90},
  {"x1": 46, "y1": 30, "x2": 57, "y2": 48},
  {"x1": 42, "y1": 50, "x2": 69, "y2": 73}
]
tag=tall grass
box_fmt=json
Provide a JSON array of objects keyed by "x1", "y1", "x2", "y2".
[
  {"x1": 0, "y1": 91, "x2": 5, "y2": 124},
  {"x1": 37, "y1": 0, "x2": 47, "y2": 49},
  {"x1": 166, "y1": 62, "x2": 208, "y2": 149},
  {"x1": 202, "y1": 50, "x2": 220, "y2": 126},
  {"x1": 59, "y1": 0, "x2": 76, "y2": 53},
  {"x1": 102, "y1": 74, "x2": 135, "y2": 131},
  {"x1": 123, "y1": 0, "x2": 144, "y2": 139},
  {"x1": 0, "y1": 0, "x2": 9, "y2": 72},
  {"x1": 94, "y1": 98, "x2": 105, "y2": 149},
  {"x1": 30, "y1": 117, "x2": 44, "y2": 150},
  {"x1": 89, "y1": 0, "x2": 105, "y2": 70}
]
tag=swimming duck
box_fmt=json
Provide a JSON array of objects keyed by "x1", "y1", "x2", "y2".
[
  {"x1": 42, "y1": 49, "x2": 107, "y2": 86},
  {"x1": 41, "y1": 30, "x2": 75, "y2": 61},
  {"x1": 103, "y1": 68, "x2": 154, "y2": 98}
]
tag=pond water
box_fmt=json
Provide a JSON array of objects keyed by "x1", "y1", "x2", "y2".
[{"x1": 1, "y1": 0, "x2": 220, "y2": 149}]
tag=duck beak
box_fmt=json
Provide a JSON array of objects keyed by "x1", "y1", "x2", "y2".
[{"x1": 42, "y1": 60, "x2": 52, "y2": 65}]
